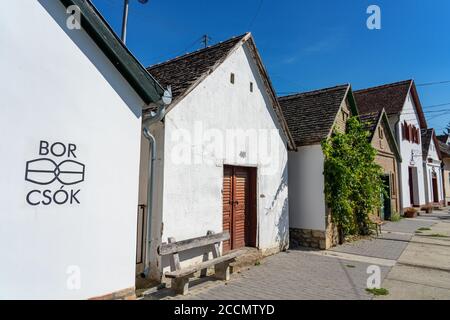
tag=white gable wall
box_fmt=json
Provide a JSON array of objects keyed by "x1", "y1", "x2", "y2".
[
  {"x1": 288, "y1": 145, "x2": 326, "y2": 231},
  {"x1": 423, "y1": 138, "x2": 444, "y2": 204},
  {"x1": 151, "y1": 43, "x2": 289, "y2": 272},
  {"x1": 0, "y1": 1, "x2": 144, "y2": 299},
  {"x1": 397, "y1": 92, "x2": 426, "y2": 208}
]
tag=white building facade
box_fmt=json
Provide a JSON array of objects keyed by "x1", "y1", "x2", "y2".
[
  {"x1": 279, "y1": 85, "x2": 358, "y2": 250},
  {"x1": 395, "y1": 91, "x2": 427, "y2": 208},
  {"x1": 0, "y1": 0, "x2": 164, "y2": 299},
  {"x1": 355, "y1": 80, "x2": 428, "y2": 211},
  {"x1": 422, "y1": 130, "x2": 444, "y2": 205},
  {"x1": 138, "y1": 34, "x2": 294, "y2": 280}
]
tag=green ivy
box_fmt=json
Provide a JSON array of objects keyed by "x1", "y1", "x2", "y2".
[{"x1": 321, "y1": 117, "x2": 385, "y2": 237}]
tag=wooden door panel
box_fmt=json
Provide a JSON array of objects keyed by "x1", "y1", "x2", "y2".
[
  {"x1": 222, "y1": 167, "x2": 233, "y2": 252},
  {"x1": 223, "y1": 166, "x2": 256, "y2": 251},
  {"x1": 233, "y1": 169, "x2": 248, "y2": 249}
]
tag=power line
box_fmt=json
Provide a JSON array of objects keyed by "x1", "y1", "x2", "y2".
[
  {"x1": 423, "y1": 102, "x2": 450, "y2": 109},
  {"x1": 247, "y1": 0, "x2": 264, "y2": 30},
  {"x1": 417, "y1": 80, "x2": 450, "y2": 87}
]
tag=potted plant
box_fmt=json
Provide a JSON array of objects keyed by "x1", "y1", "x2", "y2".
[{"x1": 404, "y1": 207, "x2": 418, "y2": 218}]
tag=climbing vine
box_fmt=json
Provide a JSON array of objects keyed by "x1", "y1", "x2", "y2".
[{"x1": 321, "y1": 117, "x2": 385, "y2": 237}]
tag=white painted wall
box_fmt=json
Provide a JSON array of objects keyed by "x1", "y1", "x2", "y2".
[
  {"x1": 423, "y1": 138, "x2": 444, "y2": 204},
  {"x1": 288, "y1": 145, "x2": 326, "y2": 231},
  {"x1": 0, "y1": 1, "x2": 144, "y2": 299},
  {"x1": 397, "y1": 92, "x2": 426, "y2": 207},
  {"x1": 148, "y1": 43, "x2": 289, "y2": 272}
]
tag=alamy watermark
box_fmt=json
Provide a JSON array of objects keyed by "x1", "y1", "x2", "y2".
[
  {"x1": 169, "y1": 122, "x2": 281, "y2": 176},
  {"x1": 66, "y1": 265, "x2": 81, "y2": 290},
  {"x1": 366, "y1": 265, "x2": 381, "y2": 289},
  {"x1": 66, "y1": 5, "x2": 81, "y2": 30},
  {"x1": 367, "y1": 5, "x2": 381, "y2": 30}
]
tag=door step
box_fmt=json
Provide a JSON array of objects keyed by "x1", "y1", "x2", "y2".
[{"x1": 229, "y1": 247, "x2": 263, "y2": 273}]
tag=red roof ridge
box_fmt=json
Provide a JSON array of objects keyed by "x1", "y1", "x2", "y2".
[
  {"x1": 354, "y1": 79, "x2": 413, "y2": 94},
  {"x1": 146, "y1": 33, "x2": 249, "y2": 71},
  {"x1": 278, "y1": 84, "x2": 350, "y2": 100}
]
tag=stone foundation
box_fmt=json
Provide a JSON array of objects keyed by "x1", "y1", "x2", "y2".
[
  {"x1": 290, "y1": 214, "x2": 339, "y2": 250},
  {"x1": 89, "y1": 287, "x2": 136, "y2": 300}
]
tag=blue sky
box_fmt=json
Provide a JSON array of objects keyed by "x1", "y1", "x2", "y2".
[{"x1": 92, "y1": 0, "x2": 450, "y2": 134}]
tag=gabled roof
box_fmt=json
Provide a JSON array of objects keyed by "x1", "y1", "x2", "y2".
[
  {"x1": 147, "y1": 33, "x2": 295, "y2": 150},
  {"x1": 278, "y1": 84, "x2": 357, "y2": 147},
  {"x1": 354, "y1": 80, "x2": 427, "y2": 129},
  {"x1": 438, "y1": 140, "x2": 450, "y2": 158},
  {"x1": 58, "y1": 0, "x2": 165, "y2": 105},
  {"x1": 359, "y1": 112, "x2": 380, "y2": 138},
  {"x1": 148, "y1": 34, "x2": 246, "y2": 100},
  {"x1": 421, "y1": 128, "x2": 442, "y2": 161},
  {"x1": 437, "y1": 134, "x2": 449, "y2": 144},
  {"x1": 359, "y1": 109, "x2": 402, "y2": 161}
]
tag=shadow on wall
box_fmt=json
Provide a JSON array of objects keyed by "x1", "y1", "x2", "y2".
[
  {"x1": 266, "y1": 164, "x2": 289, "y2": 251},
  {"x1": 39, "y1": 0, "x2": 142, "y2": 118}
]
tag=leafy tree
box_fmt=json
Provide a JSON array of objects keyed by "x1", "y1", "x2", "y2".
[
  {"x1": 322, "y1": 117, "x2": 385, "y2": 239},
  {"x1": 445, "y1": 121, "x2": 450, "y2": 135}
]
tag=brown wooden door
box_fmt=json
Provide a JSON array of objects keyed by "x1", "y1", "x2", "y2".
[
  {"x1": 222, "y1": 166, "x2": 256, "y2": 252},
  {"x1": 408, "y1": 167, "x2": 415, "y2": 206},
  {"x1": 432, "y1": 173, "x2": 439, "y2": 203}
]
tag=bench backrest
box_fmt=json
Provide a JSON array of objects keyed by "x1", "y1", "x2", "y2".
[{"x1": 158, "y1": 231, "x2": 230, "y2": 256}]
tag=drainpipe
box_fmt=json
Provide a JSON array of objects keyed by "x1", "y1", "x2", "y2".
[{"x1": 142, "y1": 88, "x2": 171, "y2": 277}]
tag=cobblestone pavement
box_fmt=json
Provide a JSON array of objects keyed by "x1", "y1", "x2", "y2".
[
  {"x1": 377, "y1": 218, "x2": 450, "y2": 300},
  {"x1": 150, "y1": 250, "x2": 390, "y2": 300},
  {"x1": 329, "y1": 234, "x2": 410, "y2": 260},
  {"x1": 382, "y1": 218, "x2": 436, "y2": 234},
  {"x1": 144, "y1": 210, "x2": 449, "y2": 300}
]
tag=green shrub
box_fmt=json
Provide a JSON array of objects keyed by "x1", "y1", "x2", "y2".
[{"x1": 322, "y1": 117, "x2": 385, "y2": 237}]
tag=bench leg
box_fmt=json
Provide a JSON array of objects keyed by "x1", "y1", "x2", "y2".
[
  {"x1": 171, "y1": 278, "x2": 189, "y2": 295},
  {"x1": 214, "y1": 262, "x2": 230, "y2": 281}
]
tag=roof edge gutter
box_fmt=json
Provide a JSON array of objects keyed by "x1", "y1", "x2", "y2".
[{"x1": 59, "y1": 0, "x2": 165, "y2": 104}]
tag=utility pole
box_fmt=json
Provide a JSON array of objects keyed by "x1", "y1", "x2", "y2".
[
  {"x1": 121, "y1": 0, "x2": 149, "y2": 44},
  {"x1": 121, "y1": 0, "x2": 130, "y2": 43},
  {"x1": 201, "y1": 34, "x2": 211, "y2": 48}
]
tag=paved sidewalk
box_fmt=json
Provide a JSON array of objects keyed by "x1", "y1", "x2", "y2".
[
  {"x1": 376, "y1": 218, "x2": 450, "y2": 300},
  {"x1": 143, "y1": 210, "x2": 450, "y2": 300},
  {"x1": 147, "y1": 250, "x2": 390, "y2": 300}
]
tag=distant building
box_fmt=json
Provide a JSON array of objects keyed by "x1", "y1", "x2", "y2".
[
  {"x1": 279, "y1": 84, "x2": 358, "y2": 249},
  {"x1": 355, "y1": 80, "x2": 428, "y2": 211},
  {"x1": 359, "y1": 109, "x2": 402, "y2": 219},
  {"x1": 421, "y1": 129, "x2": 444, "y2": 206},
  {"x1": 138, "y1": 33, "x2": 295, "y2": 281},
  {"x1": 437, "y1": 135, "x2": 450, "y2": 206}
]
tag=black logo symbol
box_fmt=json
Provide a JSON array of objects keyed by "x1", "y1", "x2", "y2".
[{"x1": 25, "y1": 158, "x2": 85, "y2": 186}]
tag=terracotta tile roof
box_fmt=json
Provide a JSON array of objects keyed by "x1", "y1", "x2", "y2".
[
  {"x1": 354, "y1": 80, "x2": 411, "y2": 115},
  {"x1": 146, "y1": 33, "x2": 296, "y2": 150},
  {"x1": 359, "y1": 111, "x2": 381, "y2": 140},
  {"x1": 421, "y1": 128, "x2": 434, "y2": 160},
  {"x1": 278, "y1": 84, "x2": 350, "y2": 147},
  {"x1": 354, "y1": 80, "x2": 428, "y2": 129},
  {"x1": 147, "y1": 34, "x2": 247, "y2": 100},
  {"x1": 438, "y1": 140, "x2": 450, "y2": 158},
  {"x1": 437, "y1": 134, "x2": 448, "y2": 144},
  {"x1": 422, "y1": 128, "x2": 443, "y2": 160}
]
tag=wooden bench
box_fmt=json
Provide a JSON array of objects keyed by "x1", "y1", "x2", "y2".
[
  {"x1": 369, "y1": 214, "x2": 383, "y2": 236},
  {"x1": 157, "y1": 231, "x2": 242, "y2": 295}
]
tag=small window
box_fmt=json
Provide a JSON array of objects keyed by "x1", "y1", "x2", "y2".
[
  {"x1": 342, "y1": 111, "x2": 348, "y2": 122},
  {"x1": 230, "y1": 73, "x2": 235, "y2": 84},
  {"x1": 378, "y1": 126, "x2": 384, "y2": 139},
  {"x1": 250, "y1": 82, "x2": 253, "y2": 92}
]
